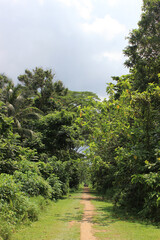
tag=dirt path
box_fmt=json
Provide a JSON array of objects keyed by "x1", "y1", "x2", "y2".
[{"x1": 80, "y1": 187, "x2": 97, "y2": 240}]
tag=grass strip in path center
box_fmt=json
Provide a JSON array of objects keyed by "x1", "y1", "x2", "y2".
[{"x1": 11, "y1": 190, "x2": 83, "y2": 240}]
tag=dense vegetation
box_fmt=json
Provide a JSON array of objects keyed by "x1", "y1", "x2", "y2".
[
  {"x1": 0, "y1": 0, "x2": 160, "y2": 239},
  {"x1": 79, "y1": 0, "x2": 160, "y2": 222},
  {"x1": 0, "y1": 68, "x2": 97, "y2": 239}
]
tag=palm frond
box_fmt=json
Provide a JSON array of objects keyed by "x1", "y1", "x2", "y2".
[
  {"x1": 16, "y1": 127, "x2": 34, "y2": 138},
  {"x1": 26, "y1": 113, "x2": 41, "y2": 120},
  {"x1": 6, "y1": 102, "x2": 15, "y2": 116},
  {"x1": 14, "y1": 118, "x2": 21, "y2": 129}
]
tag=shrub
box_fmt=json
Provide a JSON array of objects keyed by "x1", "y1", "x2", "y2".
[
  {"x1": 0, "y1": 219, "x2": 13, "y2": 240},
  {"x1": 0, "y1": 174, "x2": 39, "y2": 239},
  {"x1": 13, "y1": 171, "x2": 52, "y2": 198},
  {"x1": 18, "y1": 160, "x2": 40, "y2": 174},
  {"x1": 48, "y1": 159, "x2": 70, "y2": 195},
  {"x1": 36, "y1": 161, "x2": 53, "y2": 179},
  {"x1": 47, "y1": 174, "x2": 62, "y2": 200},
  {"x1": 29, "y1": 196, "x2": 51, "y2": 211},
  {"x1": 0, "y1": 174, "x2": 21, "y2": 203}
]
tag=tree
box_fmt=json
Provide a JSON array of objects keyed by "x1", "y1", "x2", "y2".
[
  {"x1": 124, "y1": 0, "x2": 160, "y2": 91},
  {"x1": 0, "y1": 74, "x2": 14, "y2": 103},
  {"x1": 1, "y1": 83, "x2": 41, "y2": 138},
  {"x1": 38, "y1": 110, "x2": 80, "y2": 159},
  {"x1": 53, "y1": 80, "x2": 68, "y2": 96},
  {"x1": 18, "y1": 68, "x2": 55, "y2": 112}
]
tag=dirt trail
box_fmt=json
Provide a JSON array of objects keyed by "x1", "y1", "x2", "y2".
[{"x1": 80, "y1": 187, "x2": 97, "y2": 240}]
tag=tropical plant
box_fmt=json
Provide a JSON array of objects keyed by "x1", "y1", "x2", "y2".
[{"x1": 124, "y1": 0, "x2": 160, "y2": 91}]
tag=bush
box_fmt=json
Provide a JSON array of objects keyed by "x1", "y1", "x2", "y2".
[
  {"x1": 47, "y1": 174, "x2": 62, "y2": 200},
  {"x1": 13, "y1": 171, "x2": 52, "y2": 198},
  {"x1": 0, "y1": 174, "x2": 39, "y2": 223},
  {"x1": 36, "y1": 161, "x2": 53, "y2": 179},
  {"x1": 0, "y1": 219, "x2": 13, "y2": 240},
  {"x1": 0, "y1": 174, "x2": 21, "y2": 203},
  {"x1": 48, "y1": 159, "x2": 70, "y2": 195},
  {"x1": 0, "y1": 174, "x2": 39, "y2": 239},
  {"x1": 29, "y1": 196, "x2": 51, "y2": 211},
  {"x1": 18, "y1": 160, "x2": 40, "y2": 175}
]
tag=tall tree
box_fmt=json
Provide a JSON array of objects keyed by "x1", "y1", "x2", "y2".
[
  {"x1": 1, "y1": 84, "x2": 41, "y2": 138},
  {"x1": 124, "y1": 0, "x2": 160, "y2": 91},
  {"x1": 18, "y1": 68, "x2": 55, "y2": 112},
  {"x1": 0, "y1": 74, "x2": 14, "y2": 102}
]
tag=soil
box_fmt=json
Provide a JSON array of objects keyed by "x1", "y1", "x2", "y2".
[{"x1": 80, "y1": 187, "x2": 97, "y2": 240}]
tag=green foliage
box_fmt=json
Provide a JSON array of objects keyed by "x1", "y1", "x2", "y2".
[
  {"x1": 47, "y1": 174, "x2": 63, "y2": 200},
  {"x1": 18, "y1": 68, "x2": 54, "y2": 99},
  {"x1": 0, "y1": 174, "x2": 39, "y2": 240},
  {"x1": 36, "y1": 161, "x2": 53, "y2": 179},
  {"x1": 47, "y1": 159, "x2": 70, "y2": 195},
  {"x1": 38, "y1": 111, "x2": 77, "y2": 158},
  {"x1": 13, "y1": 171, "x2": 52, "y2": 198},
  {"x1": 79, "y1": 75, "x2": 160, "y2": 220},
  {"x1": 0, "y1": 219, "x2": 13, "y2": 240},
  {"x1": 0, "y1": 174, "x2": 21, "y2": 203},
  {"x1": 18, "y1": 160, "x2": 40, "y2": 174},
  {"x1": 18, "y1": 67, "x2": 55, "y2": 113},
  {"x1": 0, "y1": 66, "x2": 96, "y2": 238},
  {"x1": 0, "y1": 122, "x2": 38, "y2": 174},
  {"x1": 66, "y1": 159, "x2": 80, "y2": 189},
  {"x1": 53, "y1": 80, "x2": 68, "y2": 96},
  {"x1": 124, "y1": 0, "x2": 160, "y2": 91}
]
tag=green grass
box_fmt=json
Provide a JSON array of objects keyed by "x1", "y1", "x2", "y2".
[
  {"x1": 11, "y1": 190, "x2": 83, "y2": 240},
  {"x1": 11, "y1": 188, "x2": 160, "y2": 240},
  {"x1": 91, "y1": 192, "x2": 160, "y2": 240}
]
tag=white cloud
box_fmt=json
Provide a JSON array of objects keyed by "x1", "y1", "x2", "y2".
[
  {"x1": 55, "y1": 0, "x2": 72, "y2": 7},
  {"x1": 9, "y1": 0, "x2": 21, "y2": 3},
  {"x1": 2, "y1": 0, "x2": 33, "y2": 5},
  {"x1": 55, "y1": 0, "x2": 93, "y2": 20},
  {"x1": 81, "y1": 15, "x2": 126, "y2": 40},
  {"x1": 37, "y1": 0, "x2": 45, "y2": 5},
  {"x1": 94, "y1": 51, "x2": 123, "y2": 62},
  {"x1": 107, "y1": 0, "x2": 119, "y2": 7},
  {"x1": 106, "y1": 0, "x2": 131, "y2": 7}
]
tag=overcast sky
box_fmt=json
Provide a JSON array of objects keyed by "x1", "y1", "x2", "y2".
[{"x1": 0, "y1": 0, "x2": 143, "y2": 98}]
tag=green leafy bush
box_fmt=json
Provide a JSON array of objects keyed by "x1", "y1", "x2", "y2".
[
  {"x1": 0, "y1": 174, "x2": 21, "y2": 203},
  {"x1": 18, "y1": 160, "x2": 40, "y2": 174},
  {"x1": 29, "y1": 195, "x2": 51, "y2": 211},
  {"x1": 13, "y1": 171, "x2": 52, "y2": 198},
  {"x1": 132, "y1": 172, "x2": 160, "y2": 221},
  {"x1": 47, "y1": 174, "x2": 62, "y2": 200},
  {"x1": 0, "y1": 219, "x2": 13, "y2": 240},
  {"x1": 36, "y1": 161, "x2": 53, "y2": 179},
  {"x1": 48, "y1": 159, "x2": 70, "y2": 195},
  {"x1": 0, "y1": 196, "x2": 38, "y2": 223},
  {"x1": 0, "y1": 174, "x2": 39, "y2": 239}
]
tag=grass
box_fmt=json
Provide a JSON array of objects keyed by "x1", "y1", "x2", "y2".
[
  {"x1": 10, "y1": 188, "x2": 160, "y2": 240},
  {"x1": 90, "y1": 191, "x2": 160, "y2": 240},
  {"x1": 11, "y1": 190, "x2": 83, "y2": 240}
]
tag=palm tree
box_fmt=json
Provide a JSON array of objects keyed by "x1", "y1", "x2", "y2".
[{"x1": 4, "y1": 84, "x2": 42, "y2": 138}]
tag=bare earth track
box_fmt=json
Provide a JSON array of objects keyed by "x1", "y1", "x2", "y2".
[{"x1": 80, "y1": 187, "x2": 97, "y2": 240}]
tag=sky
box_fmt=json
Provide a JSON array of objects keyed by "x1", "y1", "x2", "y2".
[{"x1": 0, "y1": 0, "x2": 143, "y2": 98}]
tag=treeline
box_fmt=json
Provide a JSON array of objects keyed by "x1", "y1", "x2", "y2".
[
  {"x1": 78, "y1": 0, "x2": 160, "y2": 221},
  {"x1": 0, "y1": 68, "x2": 97, "y2": 239}
]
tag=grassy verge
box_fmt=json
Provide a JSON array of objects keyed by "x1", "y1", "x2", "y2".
[
  {"x1": 90, "y1": 191, "x2": 160, "y2": 240},
  {"x1": 11, "y1": 190, "x2": 83, "y2": 240}
]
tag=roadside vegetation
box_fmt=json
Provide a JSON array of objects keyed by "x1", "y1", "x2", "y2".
[
  {"x1": 91, "y1": 191, "x2": 160, "y2": 240},
  {"x1": 0, "y1": 0, "x2": 160, "y2": 239},
  {"x1": 10, "y1": 190, "x2": 83, "y2": 240},
  {"x1": 78, "y1": 0, "x2": 160, "y2": 223}
]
